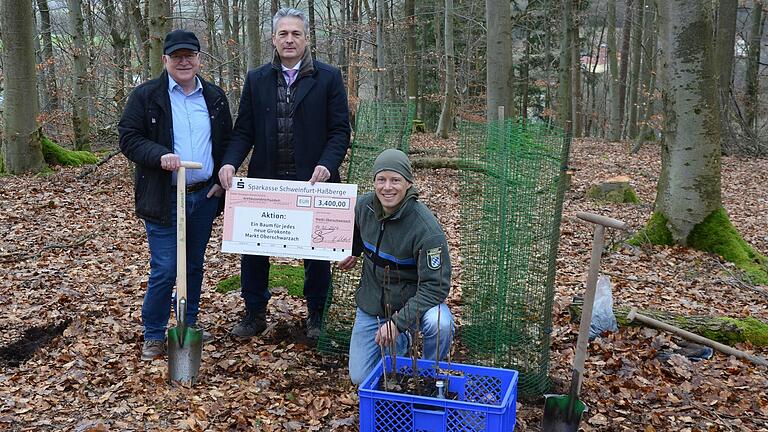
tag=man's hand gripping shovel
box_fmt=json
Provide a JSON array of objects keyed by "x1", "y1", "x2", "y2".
[{"x1": 168, "y1": 161, "x2": 204, "y2": 385}]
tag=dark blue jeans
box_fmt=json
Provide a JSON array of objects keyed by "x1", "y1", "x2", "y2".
[
  {"x1": 142, "y1": 188, "x2": 219, "y2": 341},
  {"x1": 240, "y1": 255, "x2": 330, "y2": 312}
]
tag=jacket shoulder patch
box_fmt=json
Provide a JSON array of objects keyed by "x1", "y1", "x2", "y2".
[{"x1": 426, "y1": 247, "x2": 442, "y2": 270}]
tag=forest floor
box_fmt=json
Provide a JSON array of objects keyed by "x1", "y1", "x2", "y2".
[{"x1": 0, "y1": 134, "x2": 767, "y2": 431}]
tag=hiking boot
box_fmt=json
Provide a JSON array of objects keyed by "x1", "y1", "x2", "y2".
[
  {"x1": 141, "y1": 339, "x2": 165, "y2": 361},
  {"x1": 231, "y1": 307, "x2": 267, "y2": 338},
  {"x1": 306, "y1": 308, "x2": 323, "y2": 340}
]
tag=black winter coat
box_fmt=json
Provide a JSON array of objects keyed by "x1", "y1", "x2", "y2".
[
  {"x1": 118, "y1": 71, "x2": 232, "y2": 226},
  {"x1": 222, "y1": 57, "x2": 351, "y2": 182}
]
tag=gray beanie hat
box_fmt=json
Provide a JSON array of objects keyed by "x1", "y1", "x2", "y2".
[{"x1": 373, "y1": 149, "x2": 414, "y2": 183}]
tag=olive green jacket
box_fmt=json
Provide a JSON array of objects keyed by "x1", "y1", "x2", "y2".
[{"x1": 351, "y1": 187, "x2": 451, "y2": 331}]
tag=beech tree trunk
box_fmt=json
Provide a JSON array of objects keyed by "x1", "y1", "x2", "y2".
[
  {"x1": 68, "y1": 0, "x2": 91, "y2": 151},
  {"x1": 558, "y1": 0, "x2": 573, "y2": 125},
  {"x1": 148, "y1": 0, "x2": 170, "y2": 77},
  {"x1": 716, "y1": 0, "x2": 737, "y2": 153},
  {"x1": 405, "y1": 0, "x2": 417, "y2": 106},
  {"x1": 436, "y1": 0, "x2": 455, "y2": 138},
  {"x1": 126, "y1": 0, "x2": 150, "y2": 80},
  {"x1": 0, "y1": 0, "x2": 44, "y2": 173},
  {"x1": 36, "y1": 0, "x2": 59, "y2": 111},
  {"x1": 308, "y1": 0, "x2": 316, "y2": 54},
  {"x1": 375, "y1": 0, "x2": 387, "y2": 99},
  {"x1": 627, "y1": 0, "x2": 644, "y2": 139},
  {"x1": 656, "y1": 0, "x2": 721, "y2": 242},
  {"x1": 486, "y1": 0, "x2": 513, "y2": 121},
  {"x1": 618, "y1": 0, "x2": 633, "y2": 135},
  {"x1": 571, "y1": 3, "x2": 582, "y2": 137},
  {"x1": 631, "y1": 0, "x2": 657, "y2": 153},
  {"x1": 607, "y1": 0, "x2": 621, "y2": 141},
  {"x1": 745, "y1": 0, "x2": 762, "y2": 132},
  {"x1": 346, "y1": 0, "x2": 361, "y2": 111},
  {"x1": 105, "y1": 0, "x2": 128, "y2": 113},
  {"x1": 246, "y1": 0, "x2": 261, "y2": 69}
]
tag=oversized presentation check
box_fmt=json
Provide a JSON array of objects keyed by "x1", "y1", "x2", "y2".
[{"x1": 221, "y1": 177, "x2": 358, "y2": 261}]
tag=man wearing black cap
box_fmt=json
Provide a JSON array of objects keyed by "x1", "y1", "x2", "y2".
[
  {"x1": 337, "y1": 149, "x2": 454, "y2": 385},
  {"x1": 217, "y1": 8, "x2": 350, "y2": 341},
  {"x1": 119, "y1": 29, "x2": 232, "y2": 361}
]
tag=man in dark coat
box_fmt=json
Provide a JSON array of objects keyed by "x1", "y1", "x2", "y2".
[
  {"x1": 119, "y1": 30, "x2": 232, "y2": 360},
  {"x1": 218, "y1": 8, "x2": 351, "y2": 340}
]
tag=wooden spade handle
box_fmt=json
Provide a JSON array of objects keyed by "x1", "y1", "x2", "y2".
[
  {"x1": 576, "y1": 212, "x2": 629, "y2": 230},
  {"x1": 175, "y1": 162, "x2": 200, "y2": 318},
  {"x1": 180, "y1": 161, "x2": 203, "y2": 169}
]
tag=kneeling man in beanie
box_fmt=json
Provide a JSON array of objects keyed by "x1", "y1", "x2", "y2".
[
  {"x1": 119, "y1": 29, "x2": 232, "y2": 360},
  {"x1": 338, "y1": 149, "x2": 454, "y2": 384}
]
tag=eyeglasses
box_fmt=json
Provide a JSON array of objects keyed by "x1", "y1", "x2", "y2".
[{"x1": 168, "y1": 53, "x2": 199, "y2": 63}]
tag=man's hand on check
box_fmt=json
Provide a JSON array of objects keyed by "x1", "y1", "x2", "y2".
[
  {"x1": 309, "y1": 165, "x2": 330, "y2": 185},
  {"x1": 218, "y1": 164, "x2": 236, "y2": 190},
  {"x1": 337, "y1": 256, "x2": 357, "y2": 270}
]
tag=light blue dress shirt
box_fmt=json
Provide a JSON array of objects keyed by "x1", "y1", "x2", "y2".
[{"x1": 168, "y1": 75, "x2": 213, "y2": 185}]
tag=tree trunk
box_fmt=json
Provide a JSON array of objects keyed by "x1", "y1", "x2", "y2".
[
  {"x1": 221, "y1": 0, "x2": 242, "y2": 111},
  {"x1": 271, "y1": 0, "x2": 279, "y2": 17},
  {"x1": 347, "y1": 0, "x2": 361, "y2": 111},
  {"x1": 631, "y1": 0, "x2": 657, "y2": 153},
  {"x1": 618, "y1": 0, "x2": 633, "y2": 136},
  {"x1": 716, "y1": 0, "x2": 737, "y2": 154},
  {"x1": 521, "y1": 30, "x2": 530, "y2": 123},
  {"x1": 308, "y1": 0, "x2": 316, "y2": 56},
  {"x1": 544, "y1": 1, "x2": 553, "y2": 116},
  {"x1": 436, "y1": 0, "x2": 455, "y2": 138},
  {"x1": 36, "y1": 0, "x2": 59, "y2": 111},
  {"x1": 148, "y1": 0, "x2": 170, "y2": 77},
  {"x1": 383, "y1": 1, "x2": 397, "y2": 101},
  {"x1": 68, "y1": 0, "x2": 91, "y2": 151},
  {"x1": 1, "y1": 0, "x2": 44, "y2": 173},
  {"x1": 571, "y1": 2, "x2": 582, "y2": 137},
  {"x1": 745, "y1": 0, "x2": 762, "y2": 132},
  {"x1": 585, "y1": 19, "x2": 604, "y2": 137},
  {"x1": 405, "y1": 0, "x2": 417, "y2": 108},
  {"x1": 558, "y1": 0, "x2": 573, "y2": 125},
  {"x1": 375, "y1": 0, "x2": 387, "y2": 99},
  {"x1": 569, "y1": 299, "x2": 768, "y2": 347},
  {"x1": 104, "y1": 0, "x2": 128, "y2": 113},
  {"x1": 486, "y1": 0, "x2": 513, "y2": 121},
  {"x1": 203, "y1": 0, "x2": 223, "y2": 86},
  {"x1": 607, "y1": 0, "x2": 621, "y2": 140},
  {"x1": 627, "y1": 0, "x2": 644, "y2": 139},
  {"x1": 126, "y1": 0, "x2": 150, "y2": 80},
  {"x1": 246, "y1": 0, "x2": 261, "y2": 69},
  {"x1": 655, "y1": 0, "x2": 721, "y2": 242}
]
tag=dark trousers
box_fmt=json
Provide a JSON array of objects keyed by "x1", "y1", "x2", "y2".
[{"x1": 240, "y1": 254, "x2": 331, "y2": 312}]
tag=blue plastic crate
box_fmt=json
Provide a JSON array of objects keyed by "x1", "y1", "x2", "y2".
[{"x1": 359, "y1": 356, "x2": 518, "y2": 432}]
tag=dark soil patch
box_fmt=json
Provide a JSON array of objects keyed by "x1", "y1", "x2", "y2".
[{"x1": 0, "y1": 319, "x2": 71, "y2": 368}]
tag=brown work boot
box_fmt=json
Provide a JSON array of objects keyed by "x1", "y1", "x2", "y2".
[
  {"x1": 231, "y1": 306, "x2": 267, "y2": 338},
  {"x1": 141, "y1": 339, "x2": 165, "y2": 361},
  {"x1": 306, "y1": 308, "x2": 323, "y2": 341}
]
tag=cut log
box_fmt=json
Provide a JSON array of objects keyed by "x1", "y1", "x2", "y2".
[
  {"x1": 586, "y1": 175, "x2": 639, "y2": 203},
  {"x1": 569, "y1": 297, "x2": 768, "y2": 347}
]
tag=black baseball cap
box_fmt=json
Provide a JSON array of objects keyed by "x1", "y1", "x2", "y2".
[{"x1": 164, "y1": 29, "x2": 200, "y2": 55}]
